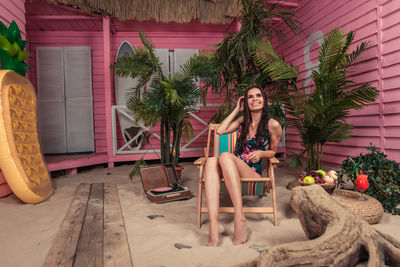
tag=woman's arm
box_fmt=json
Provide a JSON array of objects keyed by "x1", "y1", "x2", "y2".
[
  {"x1": 268, "y1": 118, "x2": 282, "y2": 153},
  {"x1": 216, "y1": 97, "x2": 244, "y2": 135}
]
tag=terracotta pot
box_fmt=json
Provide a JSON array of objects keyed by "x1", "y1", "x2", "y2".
[{"x1": 175, "y1": 165, "x2": 184, "y2": 180}]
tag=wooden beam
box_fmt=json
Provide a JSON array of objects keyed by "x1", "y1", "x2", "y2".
[
  {"x1": 103, "y1": 183, "x2": 133, "y2": 266},
  {"x1": 43, "y1": 183, "x2": 91, "y2": 267},
  {"x1": 103, "y1": 17, "x2": 113, "y2": 167},
  {"x1": 267, "y1": 0, "x2": 299, "y2": 7},
  {"x1": 74, "y1": 183, "x2": 104, "y2": 267},
  {"x1": 27, "y1": 15, "x2": 100, "y2": 20}
]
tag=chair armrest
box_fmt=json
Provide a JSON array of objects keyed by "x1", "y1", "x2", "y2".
[
  {"x1": 269, "y1": 157, "x2": 279, "y2": 164},
  {"x1": 194, "y1": 157, "x2": 206, "y2": 167}
]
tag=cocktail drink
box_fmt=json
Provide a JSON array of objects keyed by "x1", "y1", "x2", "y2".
[{"x1": 355, "y1": 170, "x2": 369, "y2": 201}]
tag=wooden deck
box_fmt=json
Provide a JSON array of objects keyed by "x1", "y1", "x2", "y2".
[
  {"x1": 45, "y1": 153, "x2": 109, "y2": 175},
  {"x1": 44, "y1": 183, "x2": 133, "y2": 267}
]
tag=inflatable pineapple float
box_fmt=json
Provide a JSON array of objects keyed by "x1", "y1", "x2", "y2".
[{"x1": 0, "y1": 21, "x2": 53, "y2": 203}]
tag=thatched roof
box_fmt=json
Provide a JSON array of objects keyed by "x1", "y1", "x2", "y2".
[{"x1": 46, "y1": 0, "x2": 243, "y2": 24}]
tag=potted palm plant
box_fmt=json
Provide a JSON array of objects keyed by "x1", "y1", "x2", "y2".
[
  {"x1": 189, "y1": 0, "x2": 301, "y2": 125},
  {"x1": 253, "y1": 28, "x2": 379, "y2": 172},
  {"x1": 111, "y1": 31, "x2": 201, "y2": 178}
]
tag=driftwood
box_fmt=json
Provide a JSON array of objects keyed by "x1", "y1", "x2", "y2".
[{"x1": 257, "y1": 185, "x2": 400, "y2": 267}]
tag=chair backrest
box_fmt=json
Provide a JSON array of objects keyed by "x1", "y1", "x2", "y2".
[
  {"x1": 205, "y1": 124, "x2": 265, "y2": 195},
  {"x1": 204, "y1": 124, "x2": 237, "y2": 157}
]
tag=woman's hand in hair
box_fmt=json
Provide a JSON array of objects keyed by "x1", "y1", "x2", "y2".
[{"x1": 235, "y1": 96, "x2": 244, "y2": 112}]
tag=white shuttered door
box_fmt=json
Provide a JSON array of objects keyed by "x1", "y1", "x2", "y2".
[
  {"x1": 64, "y1": 46, "x2": 94, "y2": 152},
  {"x1": 36, "y1": 46, "x2": 94, "y2": 153},
  {"x1": 36, "y1": 47, "x2": 67, "y2": 153}
]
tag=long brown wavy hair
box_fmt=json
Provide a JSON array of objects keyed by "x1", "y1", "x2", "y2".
[{"x1": 236, "y1": 86, "x2": 269, "y2": 154}]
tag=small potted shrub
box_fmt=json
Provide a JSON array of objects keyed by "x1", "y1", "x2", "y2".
[{"x1": 338, "y1": 143, "x2": 400, "y2": 215}]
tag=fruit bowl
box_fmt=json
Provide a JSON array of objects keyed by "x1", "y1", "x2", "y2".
[
  {"x1": 298, "y1": 179, "x2": 336, "y2": 193},
  {"x1": 298, "y1": 170, "x2": 337, "y2": 193}
]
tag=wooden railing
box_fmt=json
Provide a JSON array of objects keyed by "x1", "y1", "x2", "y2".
[
  {"x1": 111, "y1": 104, "x2": 217, "y2": 155},
  {"x1": 111, "y1": 104, "x2": 285, "y2": 156}
]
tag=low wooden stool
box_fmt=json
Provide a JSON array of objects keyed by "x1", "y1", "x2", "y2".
[{"x1": 44, "y1": 183, "x2": 132, "y2": 267}]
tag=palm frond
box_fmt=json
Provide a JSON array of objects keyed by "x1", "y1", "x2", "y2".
[
  {"x1": 268, "y1": 102, "x2": 288, "y2": 129},
  {"x1": 252, "y1": 39, "x2": 299, "y2": 81},
  {"x1": 128, "y1": 157, "x2": 147, "y2": 180},
  {"x1": 288, "y1": 153, "x2": 303, "y2": 168},
  {"x1": 182, "y1": 119, "x2": 194, "y2": 143},
  {"x1": 324, "y1": 122, "x2": 353, "y2": 143},
  {"x1": 318, "y1": 28, "x2": 347, "y2": 73},
  {"x1": 339, "y1": 40, "x2": 370, "y2": 70},
  {"x1": 342, "y1": 83, "x2": 379, "y2": 110}
]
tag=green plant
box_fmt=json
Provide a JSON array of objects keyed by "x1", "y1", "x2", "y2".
[
  {"x1": 111, "y1": 31, "x2": 201, "y2": 178},
  {"x1": 255, "y1": 27, "x2": 379, "y2": 171},
  {"x1": 0, "y1": 21, "x2": 30, "y2": 76},
  {"x1": 338, "y1": 144, "x2": 400, "y2": 215},
  {"x1": 192, "y1": 0, "x2": 301, "y2": 124}
]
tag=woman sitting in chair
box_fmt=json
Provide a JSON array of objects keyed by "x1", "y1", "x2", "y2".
[{"x1": 204, "y1": 86, "x2": 282, "y2": 246}]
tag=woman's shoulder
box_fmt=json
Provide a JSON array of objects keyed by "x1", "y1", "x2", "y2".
[
  {"x1": 267, "y1": 118, "x2": 280, "y2": 128},
  {"x1": 267, "y1": 118, "x2": 282, "y2": 135}
]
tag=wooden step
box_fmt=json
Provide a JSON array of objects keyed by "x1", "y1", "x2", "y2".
[{"x1": 43, "y1": 183, "x2": 132, "y2": 267}]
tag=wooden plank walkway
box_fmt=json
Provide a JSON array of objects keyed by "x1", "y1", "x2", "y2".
[{"x1": 44, "y1": 183, "x2": 132, "y2": 267}]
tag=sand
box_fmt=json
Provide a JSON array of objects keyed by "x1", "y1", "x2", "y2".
[{"x1": 0, "y1": 160, "x2": 399, "y2": 267}]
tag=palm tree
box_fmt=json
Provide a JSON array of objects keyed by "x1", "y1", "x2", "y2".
[
  {"x1": 253, "y1": 28, "x2": 379, "y2": 171},
  {"x1": 191, "y1": 0, "x2": 301, "y2": 123},
  {"x1": 111, "y1": 31, "x2": 201, "y2": 175}
]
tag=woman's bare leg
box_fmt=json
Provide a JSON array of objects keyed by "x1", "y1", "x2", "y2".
[
  {"x1": 218, "y1": 152, "x2": 261, "y2": 245},
  {"x1": 203, "y1": 157, "x2": 222, "y2": 246}
]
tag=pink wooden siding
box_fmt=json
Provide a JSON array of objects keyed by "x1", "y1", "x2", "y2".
[
  {"x1": 109, "y1": 28, "x2": 226, "y2": 161},
  {"x1": 0, "y1": 0, "x2": 26, "y2": 195},
  {"x1": 25, "y1": 0, "x2": 230, "y2": 162},
  {"x1": 274, "y1": 0, "x2": 400, "y2": 166},
  {"x1": 381, "y1": 0, "x2": 400, "y2": 161},
  {"x1": 0, "y1": 0, "x2": 26, "y2": 38},
  {"x1": 27, "y1": 31, "x2": 106, "y2": 152}
]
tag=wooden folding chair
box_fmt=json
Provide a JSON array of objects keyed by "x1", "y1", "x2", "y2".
[{"x1": 194, "y1": 124, "x2": 279, "y2": 228}]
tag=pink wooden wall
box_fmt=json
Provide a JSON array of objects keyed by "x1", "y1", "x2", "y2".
[
  {"x1": 110, "y1": 24, "x2": 228, "y2": 157},
  {"x1": 0, "y1": 0, "x2": 26, "y2": 38},
  {"x1": 25, "y1": 1, "x2": 229, "y2": 162},
  {"x1": 28, "y1": 31, "x2": 106, "y2": 151},
  {"x1": 274, "y1": 0, "x2": 400, "y2": 166},
  {"x1": 0, "y1": 0, "x2": 26, "y2": 195}
]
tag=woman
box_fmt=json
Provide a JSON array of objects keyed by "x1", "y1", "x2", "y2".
[{"x1": 204, "y1": 86, "x2": 282, "y2": 246}]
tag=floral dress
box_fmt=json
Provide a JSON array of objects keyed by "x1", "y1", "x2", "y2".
[{"x1": 234, "y1": 120, "x2": 271, "y2": 175}]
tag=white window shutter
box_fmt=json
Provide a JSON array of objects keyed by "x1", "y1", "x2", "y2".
[
  {"x1": 173, "y1": 49, "x2": 198, "y2": 74},
  {"x1": 64, "y1": 46, "x2": 94, "y2": 152},
  {"x1": 174, "y1": 49, "x2": 200, "y2": 108},
  {"x1": 36, "y1": 47, "x2": 67, "y2": 153},
  {"x1": 146, "y1": 49, "x2": 169, "y2": 91},
  {"x1": 156, "y1": 49, "x2": 170, "y2": 77}
]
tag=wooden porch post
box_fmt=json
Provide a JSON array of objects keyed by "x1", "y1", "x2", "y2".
[
  {"x1": 377, "y1": 1, "x2": 385, "y2": 155},
  {"x1": 103, "y1": 16, "x2": 114, "y2": 168}
]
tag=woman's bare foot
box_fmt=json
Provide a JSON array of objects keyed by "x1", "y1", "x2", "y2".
[
  {"x1": 233, "y1": 216, "x2": 247, "y2": 245},
  {"x1": 208, "y1": 221, "x2": 220, "y2": 246}
]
